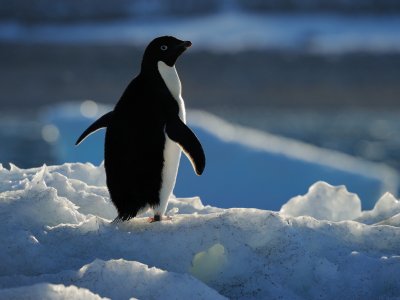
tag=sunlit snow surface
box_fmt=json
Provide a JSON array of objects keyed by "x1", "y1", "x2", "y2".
[{"x1": 0, "y1": 163, "x2": 400, "y2": 299}]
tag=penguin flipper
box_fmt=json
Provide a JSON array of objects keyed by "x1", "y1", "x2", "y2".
[
  {"x1": 75, "y1": 111, "x2": 113, "y2": 145},
  {"x1": 166, "y1": 116, "x2": 205, "y2": 175}
]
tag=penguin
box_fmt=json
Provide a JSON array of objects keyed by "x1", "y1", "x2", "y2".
[{"x1": 76, "y1": 36, "x2": 205, "y2": 222}]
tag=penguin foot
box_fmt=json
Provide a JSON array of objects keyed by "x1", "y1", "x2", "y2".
[{"x1": 148, "y1": 215, "x2": 172, "y2": 223}]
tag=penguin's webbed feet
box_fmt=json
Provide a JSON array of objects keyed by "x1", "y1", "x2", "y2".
[{"x1": 148, "y1": 215, "x2": 172, "y2": 223}]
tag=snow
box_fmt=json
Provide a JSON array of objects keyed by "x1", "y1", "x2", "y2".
[
  {"x1": 1, "y1": 163, "x2": 400, "y2": 299},
  {"x1": 5, "y1": 259, "x2": 222, "y2": 300},
  {"x1": 43, "y1": 103, "x2": 399, "y2": 210},
  {"x1": 0, "y1": 284, "x2": 107, "y2": 300},
  {"x1": 1, "y1": 12, "x2": 400, "y2": 54},
  {"x1": 280, "y1": 181, "x2": 362, "y2": 221},
  {"x1": 356, "y1": 192, "x2": 400, "y2": 225}
]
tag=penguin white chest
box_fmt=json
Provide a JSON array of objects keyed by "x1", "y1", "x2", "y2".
[
  {"x1": 155, "y1": 61, "x2": 186, "y2": 216},
  {"x1": 157, "y1": 61, "x2": 185, "y2": 120}
]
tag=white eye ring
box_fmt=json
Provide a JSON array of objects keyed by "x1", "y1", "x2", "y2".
[{"x1": 160, "y1": 45, "x2": 168, "y2": 51}]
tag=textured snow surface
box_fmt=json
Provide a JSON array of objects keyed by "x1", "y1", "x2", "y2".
[
  {"x1": 0, "y1": 283, "x2": 108, "y2": 300},
  {"x1": 1, "y1": 163, "x2": 400, "y2": 299}
]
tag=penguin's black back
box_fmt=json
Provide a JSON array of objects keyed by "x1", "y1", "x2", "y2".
[{"x1": 105, "y1": 71, "x2": 179, "y2": 220}]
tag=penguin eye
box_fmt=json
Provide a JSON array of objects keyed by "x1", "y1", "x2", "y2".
[{"x1": 160, "y1": 45, "x2": 168, "y2": 51}]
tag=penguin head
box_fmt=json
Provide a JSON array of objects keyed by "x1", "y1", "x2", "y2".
[{"x1": 142, "y1": 36, "x2": 192, "y2": 68}]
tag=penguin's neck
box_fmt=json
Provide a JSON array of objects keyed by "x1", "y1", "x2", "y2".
[{"x1": 157, "y1": 61, "x2": 182, "y2": 101}]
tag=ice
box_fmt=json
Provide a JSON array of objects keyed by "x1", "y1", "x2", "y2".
[
  {"x1": 0, "y1": 283, "x2": 108, "y2": 300},
  {"x1": 179, "y1": 111, "x2": 399, "y2": 210},
  {"x1": 7, "y1": 259, "x2": 224, "y2": 300},
  {"x1": 280, "y1": 181, "x2": 362, "y2": 221},
  {"x1": 43, "y1": 105, "x2": 399, "y2": 210},
  {"x1": 0, "y1": 163, "x2": 400, "y2": 299},
  {"x1": 357, "y1": 192, "x2": 400, "y2": 225}
]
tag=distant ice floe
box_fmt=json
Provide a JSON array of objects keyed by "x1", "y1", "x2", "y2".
[
  {"x1": 0, "y1": 163, "x2": 400, "y2": 299},
  {"x1": 185, "y1": 111, "x2": 399, "y2": 210},
  {"x1": 41, "y1": 103, "x2": 399, "y2": 210},
  {"x1": 1, "y1": 12, "x2": 400, "y2": 54}
]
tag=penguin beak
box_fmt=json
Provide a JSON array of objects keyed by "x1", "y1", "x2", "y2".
[
  {"x1": 181, "y1": 41, "x2": 192, "y2": 49},
  {"x1": 164, "y1": 40, "x2": 191, "y2": 67}
]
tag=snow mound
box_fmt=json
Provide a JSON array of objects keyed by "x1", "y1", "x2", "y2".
[
  {"x1": 280, "y1": 181, "x2": 362, "y2": 221},
  {"x1": 1, "y1": 163, "x2": 400, "y2": 299},
  {"x1": 356, "y1": 192, "x2": 400, "y2": 225},
  {"x1": 0, "y1": 284, "x2": 107, "y2": 300},
  {"x1": 12, "y1": 259, "x2": 223, "y2": 300}
]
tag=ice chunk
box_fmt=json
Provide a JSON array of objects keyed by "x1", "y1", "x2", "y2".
[
  {"x1": 280, "y1": 181, "x2": 362, "y2": 221},
  {"x1": 357, "y1": 192, "x2": 400, "y2": 225}
]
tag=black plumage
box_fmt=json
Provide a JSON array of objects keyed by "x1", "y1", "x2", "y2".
[{"x1": 76, "y1": 36, "x2": 205, "y2": 221}]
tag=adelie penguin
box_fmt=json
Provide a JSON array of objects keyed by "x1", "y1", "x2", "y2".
[{"x1": 76, "y1": 36, "x2": 205, "y2": 222}]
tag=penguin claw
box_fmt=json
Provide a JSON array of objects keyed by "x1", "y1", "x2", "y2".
[{"x1": 148, "y1": 216, "x2": 172, "y2": 223}]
